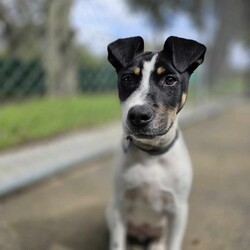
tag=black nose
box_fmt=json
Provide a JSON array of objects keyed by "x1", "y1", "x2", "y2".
[{"x1": 127, "y1": 105, "x2": 154, "y2": 127}]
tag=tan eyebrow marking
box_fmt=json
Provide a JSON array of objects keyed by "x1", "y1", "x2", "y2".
[
  {"x1": 196, "y1": 58, "x2": 203, "y2": 64},
  {"x1": 133, "y1": 67, "x2": 141, "y2": 75},
  {"x1": 180, "y1": 92, "x2": 187, "y2": 108},
  {"x1": 156, "y1": 66, "x2": 166, "y2": 75}
]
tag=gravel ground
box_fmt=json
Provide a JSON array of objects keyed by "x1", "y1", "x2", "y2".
[{"x1": 0, "y1": 101, "x2": 250, "y2": 250}]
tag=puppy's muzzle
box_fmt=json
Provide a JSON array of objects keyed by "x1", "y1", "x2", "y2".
[{"x1": 127, "y1": 105, "x2": 154, "y2": 128}]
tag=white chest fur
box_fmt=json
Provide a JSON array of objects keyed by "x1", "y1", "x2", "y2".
[{"x1": 118, "y1": 134, "x2": 192, "y2": 229}]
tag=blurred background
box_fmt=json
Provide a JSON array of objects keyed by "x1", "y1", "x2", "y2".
[{"x1": 0, "y1": 0, "x2": 249, "y2": 250}]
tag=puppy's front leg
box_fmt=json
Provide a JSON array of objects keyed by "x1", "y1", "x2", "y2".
[
  {"x1": 107, "y1": 204, "x2": 126, "y2": 250},
  {"x1": 167, "y1": 203, "x2": 188, "y2": 250}
]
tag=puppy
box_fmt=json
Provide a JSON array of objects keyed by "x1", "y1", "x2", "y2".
[{"x1": 106, "y1": 36, "x2": 206, "y2": 250}]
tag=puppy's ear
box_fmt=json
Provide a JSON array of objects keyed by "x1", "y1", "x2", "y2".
[
  {"x1": 163, "y1": 36, "x2": 206, "y2": 74},
  {"x1": 107, "y1": 36, "x2": 144, "y2": 71}
]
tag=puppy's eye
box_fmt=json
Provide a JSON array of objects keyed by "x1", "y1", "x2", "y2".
[
  {"x1": 122, "y1": 75, "x2": 135, "y2": 86},
  {"x1": 165, "y1": 76, "x2": 177, "y2": 86}
]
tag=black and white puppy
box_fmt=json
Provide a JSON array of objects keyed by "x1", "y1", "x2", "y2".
[{"x1": 106, "y1": 36, "x2": 206, "y2": 250}]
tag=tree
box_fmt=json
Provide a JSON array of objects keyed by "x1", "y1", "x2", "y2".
[
  {"x1": 0, "y1": 0, "x2": 47, "y2": 58},
  {"x1": 44, "y1": 0, "x2": 77, "y2": 96},
  {"x1": 0, "y1": 0, "x2": 78, "y2": 96}
]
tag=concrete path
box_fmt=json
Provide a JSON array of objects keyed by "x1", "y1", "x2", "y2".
[
  {"x1": 0, "y1": 122, "x2": 121, "y2": 196},
  {"x1": 0, "y1": 100, "x2": 225, "y2": 196},
  {"x1": 0, "y1": 99, "x2": 249, "y2": 250}
]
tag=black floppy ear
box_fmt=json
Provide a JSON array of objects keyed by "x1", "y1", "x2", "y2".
[
  {"x1": 163, "y1": 36, "x2": 206, "y2": 74},
  {"x1": 107, "y1": 36, "x2": 144, "y2": 71}
]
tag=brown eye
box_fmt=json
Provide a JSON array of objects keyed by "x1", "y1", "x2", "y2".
[
  {"x1": 122, "y1": 75, "x2": 135, "y2": 86},
  {"x1": 165, "y1": 76, "x2": 177, "y2": 86}
]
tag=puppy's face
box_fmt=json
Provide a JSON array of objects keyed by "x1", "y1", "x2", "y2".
[{"x1": 108, "y1": 36, "x2": 206, "y2": 140}]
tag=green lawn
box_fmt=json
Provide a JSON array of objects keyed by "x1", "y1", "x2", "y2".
[{"x1": 0, "y1": 93, "x2": 120, "y2": 150}]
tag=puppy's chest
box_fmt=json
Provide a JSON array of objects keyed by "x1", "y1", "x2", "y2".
[{"x1": 122, "y1": 162, "x2": 175, "y2": 220}]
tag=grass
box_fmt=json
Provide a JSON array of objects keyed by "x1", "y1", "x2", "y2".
[
  {"x1": 0, "y1": 93, "x2": 120, "y2": 150},
  {"x1": 211, "y1": 77, "x2": 245, "y2": 96}
]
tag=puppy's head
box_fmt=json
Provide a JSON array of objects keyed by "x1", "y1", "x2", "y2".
[{"x1": 107, "y1": 36, "x2": 206, "y2": 140}]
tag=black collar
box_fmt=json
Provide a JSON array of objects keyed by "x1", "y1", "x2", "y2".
[{"x1": 123, "y1": 130, "x2": 179, "y2": 156}]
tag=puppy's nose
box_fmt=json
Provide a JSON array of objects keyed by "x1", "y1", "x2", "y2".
[{"x1": 127, "y1": 105, "x2": 154, "y2": 127}]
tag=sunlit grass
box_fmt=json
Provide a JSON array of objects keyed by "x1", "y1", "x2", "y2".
[
  {"x1": 211, "y1": 78, "x2": 245, "y2": 95},
  {"x1": 0, "y1": 93, "x2": 120, "y2": 149}
]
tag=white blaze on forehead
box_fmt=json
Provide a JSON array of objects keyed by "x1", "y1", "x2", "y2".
[
  {"x1": 121, "y1": 54, "x2": 158, "y2": 128},
  {"x1": 140, "y1": 54, "x2": 158, "y2": 97}
]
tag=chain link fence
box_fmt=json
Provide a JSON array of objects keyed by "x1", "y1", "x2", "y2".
[
  {"x1": 0, "y1": 59, "x2": 45, "y2": 99},
  {"x1": 0, "y1": 59, "x2": 117, "y2": 100}
]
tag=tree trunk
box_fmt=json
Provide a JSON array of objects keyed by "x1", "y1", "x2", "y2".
[
  {"x1": 243, "y1": 68, "x2": 250, "y2": 97},
  {"x1": 204, "y1": 0, "x2": 235, "y2": 89},
  {"x1": 44, "y1": 0, "x2": 77, "y2": 96},
  {"x1": 201, "y1": 0, "x2": 249, "y2": 93}
]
